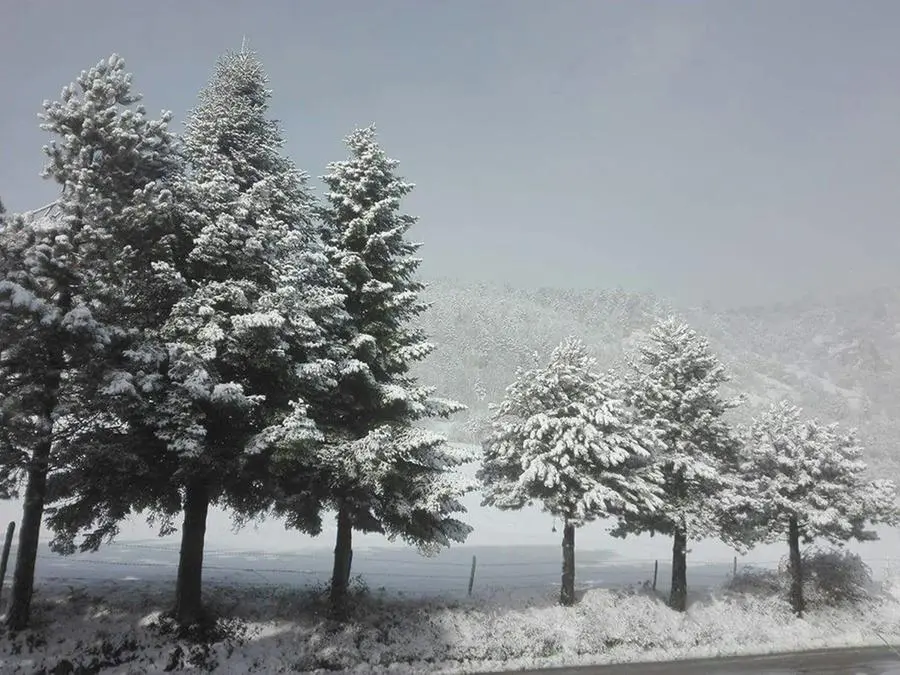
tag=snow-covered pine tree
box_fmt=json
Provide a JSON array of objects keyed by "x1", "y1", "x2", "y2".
[
  {"x1": 479, "y1": 337, "x2": 662, "y2": 605},
  {"x1": 0, "y1": 55, "x2": 184, "y2": 630},
  {"x1": 614, "y1": 317, "x2": 742, "y2": 612},
  {"x1": 721, "y1": 401, "x2": 899, "y2": 617},
  {"x1": 42, "y1": 47, "x2": 347, "y2": 626},
  {"x1": 0, "y1": 208, "x2": 70, "y2": 631},
  {"x1": 152, "y1": 47, "x2": 348, "y2": 625},
  {"x1": 294, "y1": 125, "x2": 470, "y2": 616}
]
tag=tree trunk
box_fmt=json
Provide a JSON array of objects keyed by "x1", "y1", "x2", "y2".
[
  {"x1": 173, "y1": 476, "x2": 210, "y2": 626},
  {"x1": 329, "y1": 502, "x2": 353, "y2": 618},
  {"x1": 6, "y1": 359, "x2": 62, "y2": 631},
  {"x1": 788, "y1": 516, "x2": 804, "y2": 618},
  {"x1": 670, "y1": 525, "x2": 688, "y2": 612},
  {"x1": 560, "y1": 521, "x2": 576, "y2": 606},
  {"x1": 6, "y1": 437, "x2": 51, "y2": 631}
]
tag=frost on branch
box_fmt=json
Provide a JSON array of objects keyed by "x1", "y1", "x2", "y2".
[{"x1": 315, "y1": 425, "x2": 475, "y2": 554}]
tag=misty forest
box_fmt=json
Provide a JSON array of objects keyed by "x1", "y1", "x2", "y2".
[{"x1": 1, "y1": 43, "x2": 900, "y2": 674}]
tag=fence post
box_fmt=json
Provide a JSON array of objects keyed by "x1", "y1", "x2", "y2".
[
  {"x1": 652, "y1": 559, "x2": 658, "y2": 591},
  {"x1": 733, "y1": 555, "x2": 737, "y2": 577},
  {"x1": 0, "y1": 521, "x2": 15, "y2": 606},
  {"x1": 468, "y1": 555, "x2": 477, "y2": 596}
]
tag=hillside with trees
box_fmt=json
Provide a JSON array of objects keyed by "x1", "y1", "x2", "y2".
[{"x1": 415, "y1": 279, "x2": 900, "y2": 478}]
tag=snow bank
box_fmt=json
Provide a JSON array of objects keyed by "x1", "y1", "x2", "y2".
[{"x1": 2, "y1": 577, "x2": 900, "y2": 673}]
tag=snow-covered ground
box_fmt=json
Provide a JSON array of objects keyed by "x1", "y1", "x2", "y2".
[
  {"x1": 2, "y1": 525, "x2": 900, "y2": 673},
  {"x1": 3, "y1": 570, "x2": 900, "y2": 674}
]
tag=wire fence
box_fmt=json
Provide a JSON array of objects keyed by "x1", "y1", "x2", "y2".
[{"x1": 7, "y1": 537, "x2": 896, "y2": 598}]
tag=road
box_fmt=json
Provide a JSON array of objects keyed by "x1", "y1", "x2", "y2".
[{"x1": 486, "y1": 646, "x2": 900, "y2": 674}]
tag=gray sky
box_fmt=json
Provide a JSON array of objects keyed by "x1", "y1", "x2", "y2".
[{"x1": 2, "y1": 0, "x2": 899, "y2": 308}]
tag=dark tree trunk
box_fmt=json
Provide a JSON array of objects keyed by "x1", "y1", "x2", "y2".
[
  {"x1": 6, "y1": 437, "x2": 51, "y2": 631},
  {"x1": 329, "y1": 502, "x2": 353, "y2": 618},
  {"x1": 670, "y1": 525, "x2": 688, "y2": 612},
  {"x1": 788, "y1": 516, "x2": 804, "y2": 618},
  {"x1": 560, "y1": 521, "x2": 576, "y2": 606},
  {"x1": 7, "y1": 359, "x2": 62, "y2": 631},
  {"x1": 173, "y1": 476, "x2": 210, "y2": 626}
]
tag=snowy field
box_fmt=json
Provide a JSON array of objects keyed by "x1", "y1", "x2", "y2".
[
  {"x1": 10, "y1": 538, "x2": 900, "y2": 598},
  {"x1": 12, "y1": 540, "x2": 768, "y2": 597}
]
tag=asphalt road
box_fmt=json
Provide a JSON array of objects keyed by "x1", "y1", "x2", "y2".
[{"x1": 486, "y1": 646, "x2": 900, "y2": 674}]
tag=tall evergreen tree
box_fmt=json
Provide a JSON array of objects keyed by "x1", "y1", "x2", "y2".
[
  {"x1": 0, "y1": 206, "x2": 73, "y2": 631},
  {"x1": 285, "y1": 125, "x2": 471, "y2": 616},
  {"x1": 720, "y1": 401, "x2": 899, "y2": 617},
  {"x1": 45, "y1": 47, "x2": 347, "y2": 626},
  {"x1": 163, "y1": 47, "x2": 348, "y2": 625},
  {"x1": 0, "y1": 55, "x2": 184, "y2": 630},
  {"x1": 479, "y1": 337, "x2": 662, "y2": 605},
  {"x1": 613, "y1": 317, "x2": 742, "y2": 612}
]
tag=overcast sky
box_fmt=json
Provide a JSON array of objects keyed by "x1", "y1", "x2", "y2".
[{"x1": 2, "y1": 0, "x2": 899, "y2": 307}]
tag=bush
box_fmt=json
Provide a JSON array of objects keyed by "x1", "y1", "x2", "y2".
[
  {"x1": 798, "y1": 546, "x2": 873, "y2": 607},
  {"x1": 726, "y1": 547, "x2": 874, "y2": 609}
]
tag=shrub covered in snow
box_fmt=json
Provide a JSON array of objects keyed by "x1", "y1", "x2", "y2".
[
  {"x1": 798, "y1": 547, "x2": 875, "y2": 608},
  {"x1": 726, "y1": 547, "x2": 876, "y2": 611}
]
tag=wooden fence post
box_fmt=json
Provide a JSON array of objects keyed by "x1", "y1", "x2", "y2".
[
  {"x1": 0, "y1": 521, "x2": 15, "y2": 606},
  {"x1": 733, "y1": 555, "x2": 738, "y2": 577},
  {"x1": 468, "y1": 555, "x2": 477, "y2": 596},
  {"x1": 652, "y1": 559, "x2": 658, "y2": 591}
]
